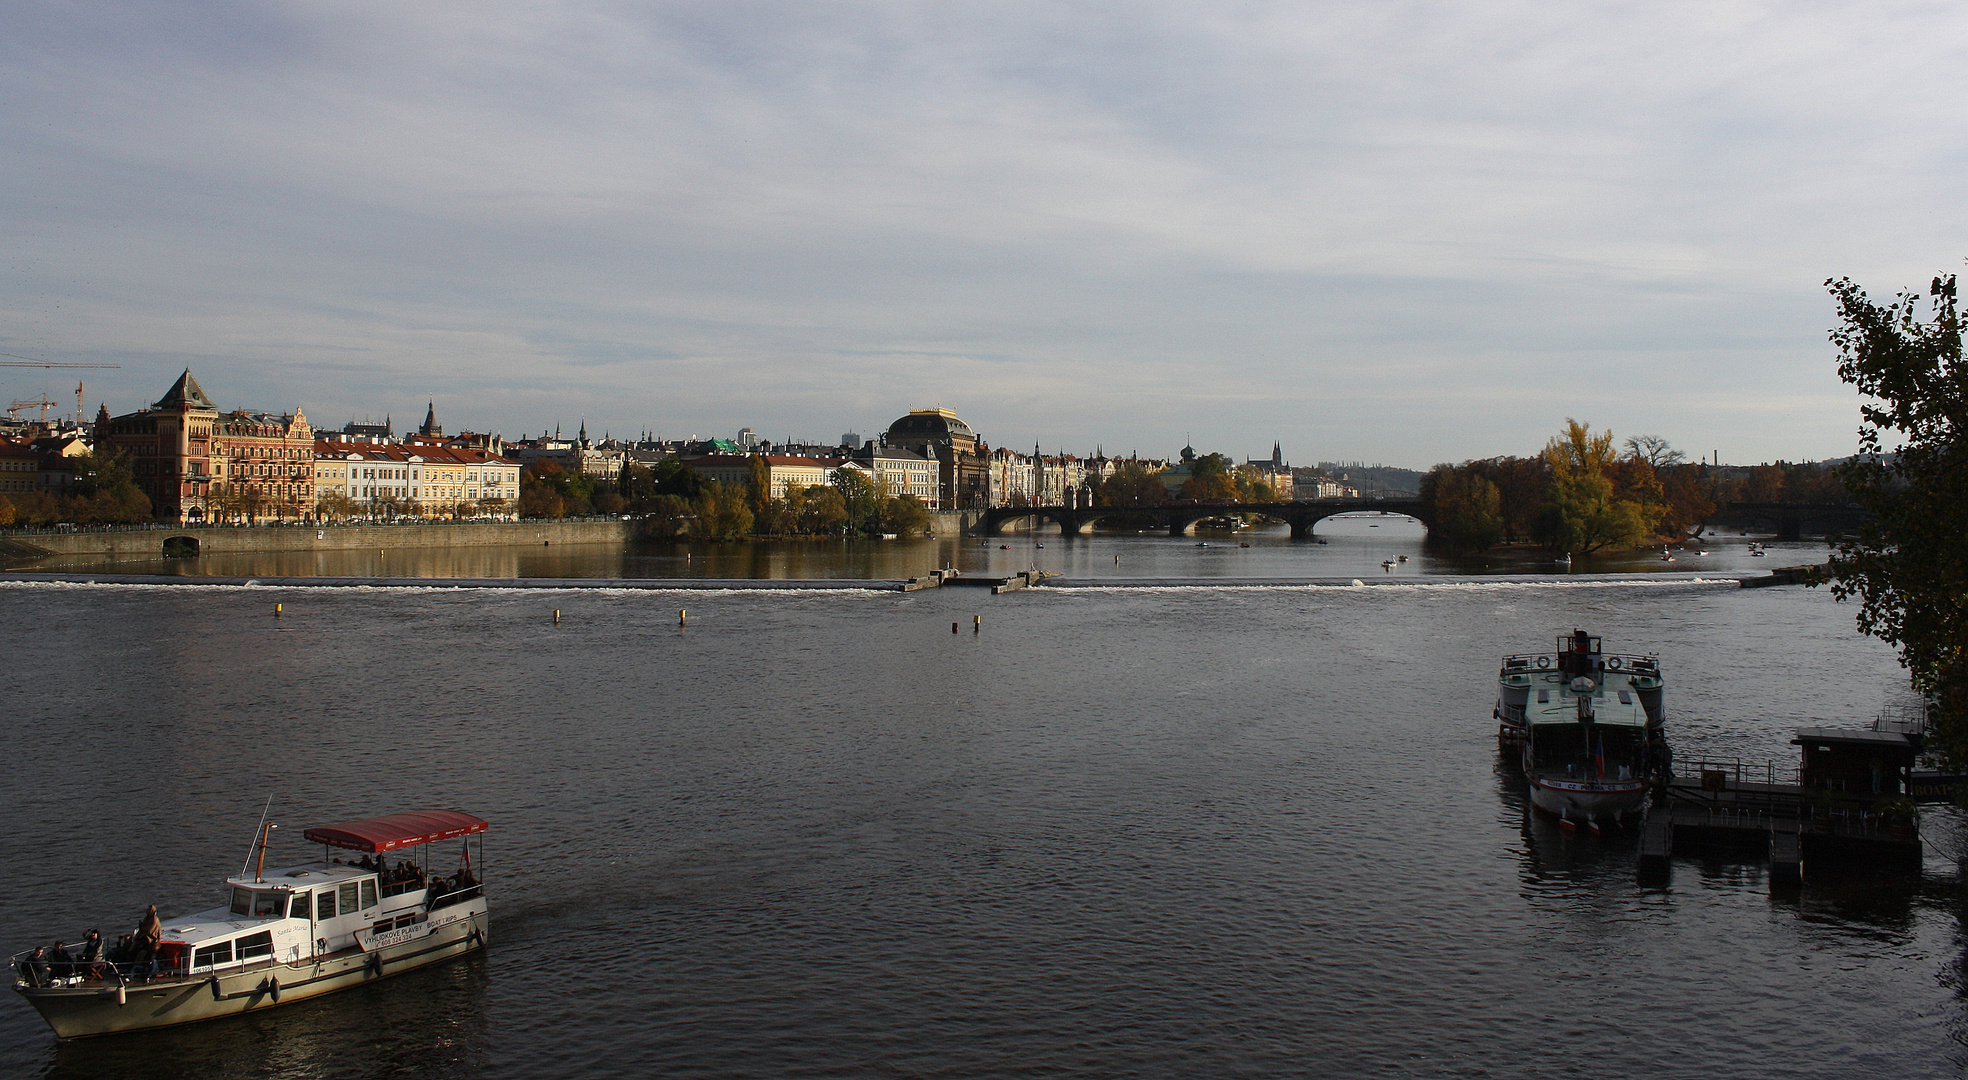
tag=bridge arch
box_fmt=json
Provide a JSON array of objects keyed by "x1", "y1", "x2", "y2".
[
  {"x1": 975, "y1": 499, "x2": 1432, "y2": 539},
  {"x1": 162, "y1": 535, "x2": 201, "y2": 558}
]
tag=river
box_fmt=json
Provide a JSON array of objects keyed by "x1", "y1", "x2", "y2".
[
  {"x1": 1, "y1": 526, "x2": 1958, "y2": 1078},
  {"x1": 10, "y1": 516, "x2": 1813, "y2": 582}
]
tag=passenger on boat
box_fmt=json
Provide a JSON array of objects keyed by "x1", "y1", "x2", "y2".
[
  {"x1": 19, "y1": 946, "x2": 48, "y2": 987},
  {"x1": 134, "y1": 904, "x2": 162, "y2": 978},
  {"x1": 47, "y1": 941, "x2": 73, "y2": 981},
  {"x1": 80, "y1": 930, "x2": 105, "y2": 979}
]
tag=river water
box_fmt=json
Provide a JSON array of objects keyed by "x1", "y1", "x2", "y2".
[
  {"x1": 2, "y1": 526, "x2": 1960, "y2": 1078},
  {"x1": 10, "y1": 516, "x2": 1815, "y2": 582}
]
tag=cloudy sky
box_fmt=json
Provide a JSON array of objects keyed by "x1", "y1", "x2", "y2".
[{"x1": 5, "y1": 2, "x2": 1966, "y2": 467}]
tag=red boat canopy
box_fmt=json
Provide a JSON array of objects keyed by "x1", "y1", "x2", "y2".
[{"x1": 303, "y1": 810, "x2": 489, "y2": 853}]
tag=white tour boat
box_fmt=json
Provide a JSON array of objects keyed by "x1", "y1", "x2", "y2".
[
  {"x1": 1495, "y1": 632, "x2": 1669, "y2": 829},
  {"x1": 10, "y1": 809, "x2": 489, "y2": 1039}
]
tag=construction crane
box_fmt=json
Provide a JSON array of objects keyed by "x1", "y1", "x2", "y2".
[
  {"x1": 7, "y1": 396, "x2": 61, "y2": 423},
  {"x1": 0, "y1": 354, "x2": 121, "y2": 425},
  {"x1": 0, "y1": 352, "x2": 120, "y2": 370}
]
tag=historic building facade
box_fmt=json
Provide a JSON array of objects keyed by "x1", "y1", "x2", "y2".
[
  {"x1": 682, "y1": 453, "x2": 841, "y2": 499},
  {"x1": 314, "y1": 442, "x2": 520, "y2": 520},
  {"x1": 97, "y1": 370, "x2": 315, "y2": 523},
  {"x1": 881, "y1": 408, "x2": 989, "y2": 509},
  {"x1": 843, "y1": 445, "x2": 941, "y2": 507}
]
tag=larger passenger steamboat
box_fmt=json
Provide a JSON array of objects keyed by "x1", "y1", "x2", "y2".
[
  {"x1": 1496, "y1": 632, "x2": 1670, "y2": 829},
  {"x1": 10, "y1": 809, "x2": 488, "y2": 1039}
]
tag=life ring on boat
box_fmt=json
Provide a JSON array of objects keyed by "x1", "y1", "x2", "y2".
[
  {"x1": 1536, "y1": 656, "x2": 1550, "y2": 669},
  {"x1": 1607, "y1": 656, "x2": 1622, "y2": 670}
]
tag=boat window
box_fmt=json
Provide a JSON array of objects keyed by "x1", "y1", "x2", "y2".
[
  {"x1": 230, "y1": 888, "x2": 252, "y2": 916},
  {"x1": 339, "y1": 882, "x2": 359, "y2": 914},
  {"x1": 236, "y1": 931, "x2": 274, "y2": 960},
  {"x1": 318, "y1": 890, "x2": 337, "y2": 920},
  {"x1": 193, "y1": 939, "x2": 234, "y2": 969},
  {"x1": 291, "y1": 892, "x2": 311, "y2": 919},
  {"x1": 361, "y1": 878, "x2": 378, "y2": 909},
  {"x1": 254, "y1": 892, "x2": 284, "y2": 917}
]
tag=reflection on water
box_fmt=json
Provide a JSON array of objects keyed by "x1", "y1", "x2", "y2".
[{"x1": 17, "y1": 518, "x2": 1826, "y2": 582}]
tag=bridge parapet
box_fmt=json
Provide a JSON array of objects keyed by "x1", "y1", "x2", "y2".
[{"x1": 974, "y1": 499, "x2": 1428, "y2": 537}]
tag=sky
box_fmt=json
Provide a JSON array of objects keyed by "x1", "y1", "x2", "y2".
[{"x1": 5, "y1": 1, "x2": 1968, "y2": 469}]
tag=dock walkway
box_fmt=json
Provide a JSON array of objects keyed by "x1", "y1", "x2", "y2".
[{"x1": 1640, "y1": 768, "x2": 1919, "y2": 886}]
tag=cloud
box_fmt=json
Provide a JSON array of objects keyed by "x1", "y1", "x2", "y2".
[{"x1": 3, "y1": 0, "x2": 1966, "y2": 465}]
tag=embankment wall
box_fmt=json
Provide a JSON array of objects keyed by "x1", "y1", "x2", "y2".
[{"x1": 9, "y1": 521, "x2": 633, "y2": 559}]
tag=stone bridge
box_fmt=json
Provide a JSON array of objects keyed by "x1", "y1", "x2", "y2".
[
  {"x1": 1708, "y1": 503, "x2": 1871, "y2": 541},
  {"x1": 975, "y1": 498, "x2": 1429, "y2": 538}
]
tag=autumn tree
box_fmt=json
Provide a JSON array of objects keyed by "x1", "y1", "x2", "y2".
[
  {"x1": 520, "y1": 459, "x2": 595, "y2": 518},
  {"x1": 1530, "y1": 419, "x2": 1659, "y2": 554},
  {"x1": 1824, "y1": 270, "x2": 1968, "y2": 766},
  {"x1": 693, "y1": 481, "x2": 754, "y2": 540},
  {"x1": 1180, "y1": 452, "x2": 1239, "y2": 501},
  {"x1": 747, "y1": 454, "x2": 772, "y2": 513},
  {"x1": 1421, "y1": 464, "x2": 1504, "y2": 553},
  {"x1": 1092, "y1": 461, "x2": 1166, "y2": 507},
  {"x1": 832, "y1": 468, "x2": 884, "y2": 529},
  {"x1": 877, "y1": 494, "x2": 932, "y2": 536},
  {"x1": 65, "y1": 446, "x2": 152, "y2": 523}
]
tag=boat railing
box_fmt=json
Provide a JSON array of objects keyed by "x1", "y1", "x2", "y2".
[
  {"x1": 1680, "y1": 757, "x2": 1801, "y2": 788},
  {"x1": 1499, "y1": 652, "x2": 1660, "y2": 676},
  {"x1": 8, "y1": 945, "x2": 184, "y2": 989},
  {"x1": 428, "y1": 883, "x2": 483, "y2": 910}
]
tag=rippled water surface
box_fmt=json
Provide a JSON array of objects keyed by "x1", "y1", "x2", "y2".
[{"x1": 1, "y1": 570, "x2": 1959, "y2": 1079}]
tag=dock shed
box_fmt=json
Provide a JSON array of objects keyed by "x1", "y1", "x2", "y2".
[{"x1": 1792, "y1": 727, "x2": 1918, "y2": 796}]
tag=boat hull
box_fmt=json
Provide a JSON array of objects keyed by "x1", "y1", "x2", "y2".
[
  {"x1": 17, "y1": 901, "x2": 486, "y2": 1039},
  {"x1": 1529, "y1": 775, "x2": 1649, "y2": 824}
]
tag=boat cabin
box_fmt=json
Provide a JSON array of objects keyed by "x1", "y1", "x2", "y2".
[
  {"x1": 148, "y1": 810, "x2": 487, "y2": 981},
  {"x1": 1794, "y1": 727, "x2": 1920, "y2": 797}
]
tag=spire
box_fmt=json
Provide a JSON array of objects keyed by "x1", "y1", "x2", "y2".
[
  {"x1": 152, "y1": 369, "x2": 216, "y2": 411},
  {"x1": 421, "y1": 400, "x2": 440, "y2": 437}
]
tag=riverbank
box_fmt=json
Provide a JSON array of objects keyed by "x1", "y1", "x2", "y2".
[
  {"x1": 0, "y1": 569, "x2": 1797, "y2": 591},
  {"x1": 2, "y1": 511, "x2": 984, "y2": 564},
  {"x1": 1, "y1": 519, "x2": 633, "y2": 562}
]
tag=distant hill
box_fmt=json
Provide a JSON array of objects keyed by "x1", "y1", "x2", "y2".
[{"x1": 1314, "y1": 462, "x2": 1424, "y2": 497}]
